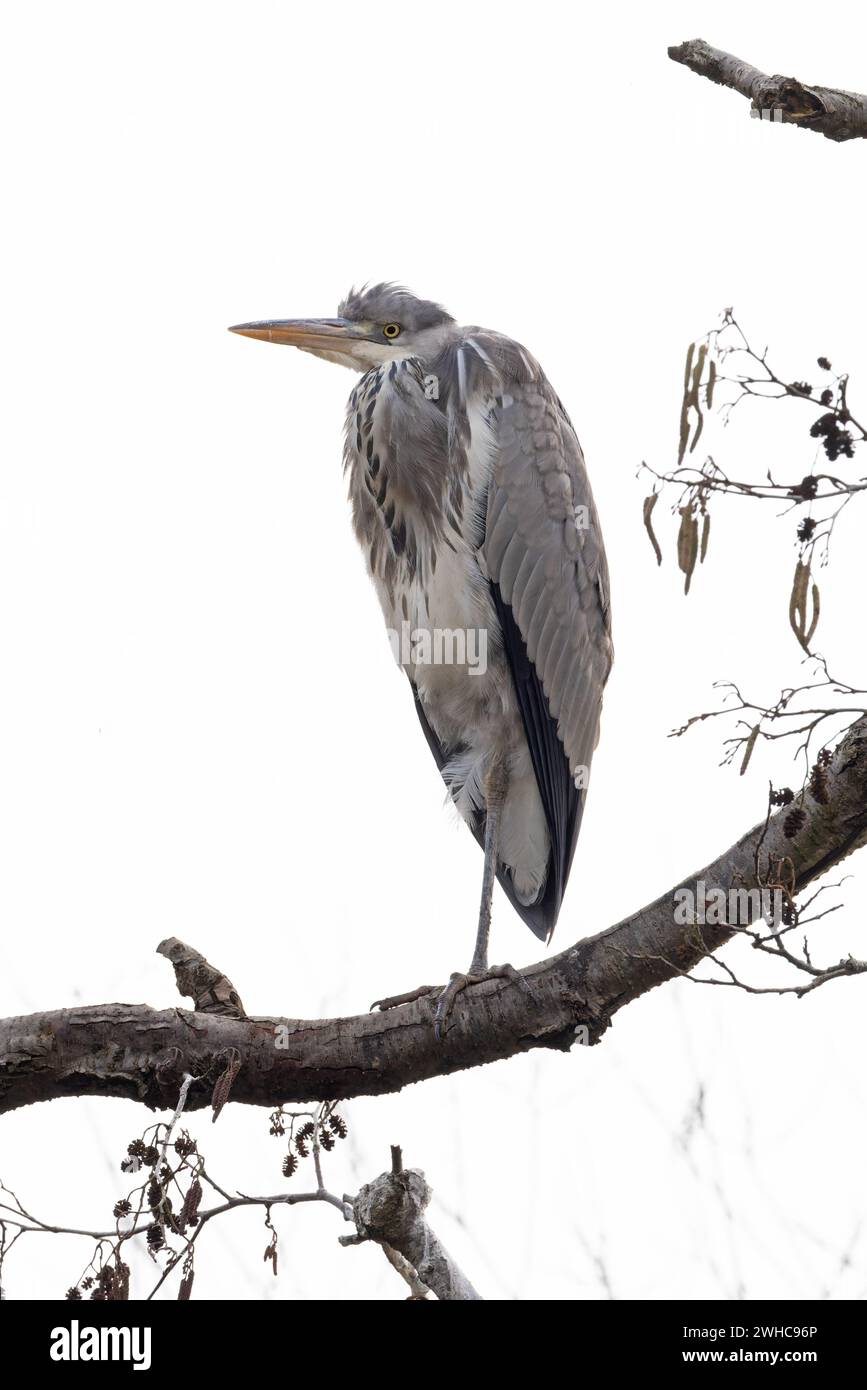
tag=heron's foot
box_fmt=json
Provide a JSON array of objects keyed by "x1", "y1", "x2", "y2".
[
  {"x1": 434, "y1": 963, "x2": 536, "y2": 1041},
  {"x1": 370, "y1": 985, "x2": 439, "y2": 1012}
]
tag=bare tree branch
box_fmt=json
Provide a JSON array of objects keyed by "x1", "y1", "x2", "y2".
[
  {"x1": 348, "y1": 1162, "x2": 481, "y2": 1301},
  {"x1": 2, "y1": 1123, "x2": 476, "y2": 1300},
  {"x1": 669, "y1": 38, "x2": 867, "y2": 142},
  {"x1": 1, "y1": 717, "x2": 866, "y2": 1116}
]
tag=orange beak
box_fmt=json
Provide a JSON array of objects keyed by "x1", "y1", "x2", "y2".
[{"x1": 228, "y1": 317, "x2": 370, "y2": 348}]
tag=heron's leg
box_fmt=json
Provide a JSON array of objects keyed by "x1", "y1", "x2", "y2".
[
  {"x1": 469, "y1": 757, "x2": 508, "y2": 975},
  {"x1": 372, "y1": 774, "x2": 506, "y2": 1020},
  {"x1": 372, "y1": 757, "x2": 535, "y2": 1033},
  {"x1": 433, "y1": 759, "x2": 536, "y2": 1038}
]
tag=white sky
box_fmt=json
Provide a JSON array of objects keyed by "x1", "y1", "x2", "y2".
[{"x1": 1, "y1": 0, "x2": 865, "y2": 1300}]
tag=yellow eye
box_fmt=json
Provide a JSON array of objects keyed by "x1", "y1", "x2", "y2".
[{"x1": 383, "y1": 323, "x2": 401, "y2": 339}]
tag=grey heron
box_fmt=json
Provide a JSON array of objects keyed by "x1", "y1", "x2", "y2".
[{"x1": 230, "y1": 285, "x2": 612, "y2": 1033}]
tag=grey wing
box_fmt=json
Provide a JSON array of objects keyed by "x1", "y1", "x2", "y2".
[{"x1": 483, "y1": 378, "x2": 613, "y2": 935}]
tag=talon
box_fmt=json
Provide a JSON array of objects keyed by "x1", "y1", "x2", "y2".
[
  {"x1": 434, "y1": 973, "x2": 472, "y2": 1040},
  {"x1": 371, "y1": 985, "x2": 439, "y2": 1012},
  {"x1": 432, "y1": 964, "x2": 536, "y2": 1040},
  {"x1": 374, "y1": 965, "x2": 536, "y2": 1034},
  {"x1": 488, "y1": 963, "x2": 537, "y2": 999}
]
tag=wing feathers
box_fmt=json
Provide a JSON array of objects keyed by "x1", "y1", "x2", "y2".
[{"x1": 482, "y1": 377, "x2": 613, "y2": 937}]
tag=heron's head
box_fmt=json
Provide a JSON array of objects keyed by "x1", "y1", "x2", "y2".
[{"x1": 229, "y1": 283, "x2": 456, "y2": 371}]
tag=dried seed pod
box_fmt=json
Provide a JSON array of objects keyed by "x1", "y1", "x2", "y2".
[
  {"x1": 789, "y1": 559, "x2": 820, "y2": 652},
  {"x1": 295, "y1": 1120, "x2": 315, "y2": 1158},
  {"x1": 689, "y1": 344, "x2": 707, "y2": 454},
  {"x1": 179, "y1": 1177, "x2": 203, "y2": 1231},
  {"x1": 700, "y1": 510, "x2": 711, "y2": 564},
  {"x1": 112, "y1": 1261, "x2": 130, "y2": 1302},
  {"x1": 643, "y1": 493, "x2": 663, "y2": 566},
  {"x1": 211, "y1": 1049, "x2": 242, "y2": 1124},
  {"x1": 683, "y1": 341, "x2": 695, "y2": 393},
  {"x1": 679, "y1": 343, "x2": 695, "y2": 465},
  {"x1": 783, "y1": 807, "x2": 807, "y2": 838},
  {"x1": 809, "y1": 762, "x2": 830, "y2": 805},
  {"x1": 677, "y1": 504, "x2": 700, "y2": 594},
  {"x1": 740, "y1": 725, "x2": 760, "y2": 776},
  {"x1": 328, "y1": 1113, "x2": 348, "y2": 1139}
]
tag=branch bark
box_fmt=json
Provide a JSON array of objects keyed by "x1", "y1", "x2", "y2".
[
  {"x1": 2, "y1": 718, "x2": 866, "y2": 1116},
  {"x1": 350, "y1": 1163, "x2": 481, "y2": 1301},
  {"x1": 669, "y1": 38, "x2": 867, "y2": 142}
]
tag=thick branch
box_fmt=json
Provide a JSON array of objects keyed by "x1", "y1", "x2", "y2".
[
  {"x1": 669, "y1": 38, "x2": 867, "y2": 141},
  {"x1": 1, "y1": 719, "x2": 866, "y2": 1115}
]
